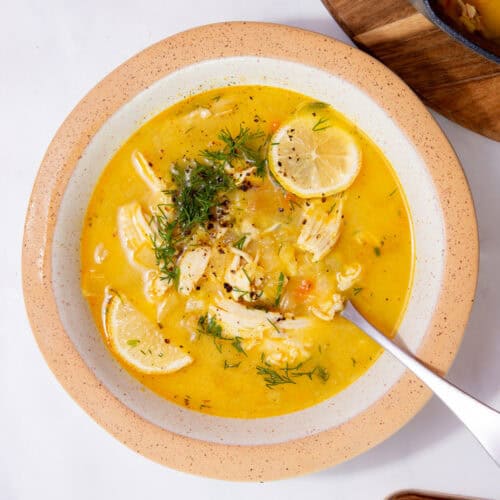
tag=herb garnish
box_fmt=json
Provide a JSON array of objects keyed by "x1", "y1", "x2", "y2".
[
  {"x1": 170, "y1": 162, "x2": 234, "y2": 232},
  {"x1": 256, "y1": 363, "x2": 330, "y2": 388},
  {"x1": 312, "y1": 117, "x2": 330, "y2": 132},
  {"x1": 231, "y1": 336, "x2": 247, "y2": 356},
  {"x1": 151, "y1": 205, "x2": 181, "y2": 284},
  {"x1": 197, "y1": 314, "x2": 247, "y2": 355},
  {"x1": 151, "y1": 160, "x2": 234, "y2": 282},
  {"x1": 327, "y1": 202, "x2": 337, "y2": 215},
  {"x1": 197, "y1": 314, "x2": 225, "y2": 352},
  {"x1": 353, "y1": 287, "x2": 363, "y2": 296},
  {"x1": 202, "y1": 126, "x2": 268, "y2": 177},
  {"x1": 233, "y1": 235, "x2": 247, "y2": 250},
  {"x1": 374, "y1": 246, "x2": 381, "y2": 257},
  {"x1": 224, "y1": 360, "x2": 241, "y2": 369},
  {"x1": 126, "y1": 339, "x2": 140, "y2": 347},
  {"x1": 274, "y1": 272, "x2": 285, "y2": 306},
  {"x1": 256, "y1": 365, "x2": 296, "y2": 388},
  {"x1": 267, "y1": 319, "x2": 281, "y2": 334}
]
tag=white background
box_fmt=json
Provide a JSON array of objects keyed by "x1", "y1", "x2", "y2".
[{"x1": 1, "y1": 1, "x2": 499, "y2": 498}]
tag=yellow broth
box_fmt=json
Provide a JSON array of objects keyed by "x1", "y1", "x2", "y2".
[{"x1": 81, "y1": 85, "x2": 414, "y2": 418}]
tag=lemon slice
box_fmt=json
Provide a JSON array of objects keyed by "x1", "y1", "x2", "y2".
[
  {"x1": 103, "y1": 288, "x2": 192, "y2": 374},
  {"x1": 269, "y1": 116, "x2": 361, "y2": 198}
]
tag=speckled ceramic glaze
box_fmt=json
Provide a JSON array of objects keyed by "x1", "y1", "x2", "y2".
[{"x1": 23, "y1": 22, "x2": 478, "y2": 480}]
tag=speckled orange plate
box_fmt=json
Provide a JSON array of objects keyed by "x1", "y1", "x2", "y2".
[{"x1": 22, "y1": 22, "x2": 478, "y2": 481}]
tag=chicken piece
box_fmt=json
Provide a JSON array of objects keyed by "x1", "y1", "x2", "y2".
[
  {"x1": 208, "y1": 298, "x2": 310, "y2": 340},
  {"x1": 131, "y1": 150, "x2": 167, "y2": 193},
  {"x1": 117, "y1": 201, "x2": 156, "y2": 270},
  {"x1": 93, "y1": 243, "x2": 108, "y2": 264},
  {"x1": 258, "y1": 336, "x2": 312, "y2": 368},
  {"x1": 310, "y1": 293, "x2": 344, "y2": 321},
  {"x1": 297, "y1": 199, "x2": 343, "y2": 262},
  {"x1": 336, "y1": 264, "x2": 361, "y2": 291},
  {"x1": 143, "y1": 269, "x2": 170, "y2": 303},
  {"x1": 278, "y1": 243, "x2": 298, "y2": 277},
  {"x1": 178, "y1": 246, "x2": 211, "y2": 296},
  {"x1": 131, "y1": 150, "x2": 171, "y2": 210},
  {"x1": 182, "y1": 107, "x2": 212, "y2": 122},
  {"x1": 238, "y1": 219, "x2": 260, "y2": 247},
  {"x1": 223, "y1": 247, "x2": 264, "y2": 302}
]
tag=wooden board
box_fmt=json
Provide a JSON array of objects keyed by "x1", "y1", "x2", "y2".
[{"x1": 322, "y1": 0, "x2": 500, "y2": 141}]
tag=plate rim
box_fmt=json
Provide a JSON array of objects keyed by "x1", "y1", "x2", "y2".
[{"x1": 22, "y1": 21, "x2": 478, "y2": 481}]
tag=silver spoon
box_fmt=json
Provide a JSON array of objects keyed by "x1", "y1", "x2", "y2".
[{"x1": 342, "y1": 301, "x2": 500, "y2": 466}]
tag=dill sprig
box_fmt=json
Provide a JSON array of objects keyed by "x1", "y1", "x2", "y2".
[
  {"x1": 256, "y1": 365, "x2": 296, "y2": 389},
  {"x1": 231, "y1": 336, "x2": 247, "y2": 356},
  {"x1": 256, "y1": 361, "x2": 330, "y2": 388},
  {"x1": 197, "y1": 314, "x2": 225, "y2": 352},
  {"x1": 224, "y1": 360, "x2": 241, "y2": 369},
  {"x1": 233, "y1": 235, "x2": 247, "y2": 250},
  {"x1": 197, "y1": 314, "x2": 247, "y2": 355},
  {"x1": 170, "y1": 161, "x2": 234, "y2": 232},
  {"x1": 202, "y1": 125, "x2": 268, "y2": 177},
  {"x1": 312, "y1": 117, "x2": 330, "y2": 132},
  {"x1": 151, "y1": 160, "x2": 234, "y2": 282},
  {"x1": 150, "y1": 205, "x2": 181, "y2": 284},
  {"x1": 274, "y1": 272, "x2": 285, "y2": 307}
]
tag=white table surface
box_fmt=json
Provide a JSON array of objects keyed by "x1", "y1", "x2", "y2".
[{"x1": 2, "y1": 1, "x2": 499, "y2": 498}]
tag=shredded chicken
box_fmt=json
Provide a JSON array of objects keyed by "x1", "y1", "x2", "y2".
[
  {"x1": 258, "y1": 336, "x2": 312, "y2": 367},
  {"x1": 209, "y1": 298, "x2": 310, "y2": 339},
  {"x1": 178, "y1": 246, "x2": 211, "y2": 296},
  {"x1": 117, "y1": 201, "x2": 155, "y2": 270},
  {"x1": 143, "y1": 269, "x2": 170, "y2": 302},
  {"x1": 310, "y1": 293, "x2": 344, "y2": 321},
  {"x1": 336, "y1": 264, "x2": 362, "y2": 291},
  {"x1": 131, "y1": 150, "x2": 167, "y2": 193},
  {"x1": 93, "y1": 243, "x2": 108, "y2": 264},
  {"x1": 297, "y1": 199, "x2": 344, "y2": 262}
]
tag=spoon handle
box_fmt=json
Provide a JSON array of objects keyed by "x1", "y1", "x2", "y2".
[{"x1": 342, "y1": 301, "x2": 500, "y2": 466}]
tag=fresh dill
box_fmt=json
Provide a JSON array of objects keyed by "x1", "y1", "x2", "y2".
[
  {"x1": 202, "y1": 125, "x2": 268, "y2": 177},
  {"x1": 315, "y1": 366, "x2": 330, "y2": 382},
  {"x1": 267, "y1": 319, "x2": 281, "y2": 334},
  {"x1": 198, "y1": 315, "x2": 247, "y2": 355},
  {"x1": 327, "y1": 202, "x2": 337, "y2": 215},
  {"x1": 232, "y1": 286, "x2": 250, "y2": 299},
  {"x1": 374, "y1": 246, "x2": 381, "y2": 257},
  {"x1": 242, "y1": 267, "x2": 252, "y2": 283},
  {"x1": 256, "y1": 362, "x2": 330, "y2": 388},
  {"x1": 312, "y1": 117, "x2": 330, "y2": 132},
  {"x1": 353, "y1": 287, "x2": 363, "y2": 296},
  {"x1": 233, "y1": 235, "x2": 247, "y2": 250},
  {"x1": 256, "y1": 365, "x2": 296, "y2": 389},
  {"x1": 389, "y1": 188, "x2": 397, "y2": 197},
  {"x1": 151, "y1": 159, "x2": 234, "y2": 282},
  {"x1": 170, "y1": 161, "x2": 234, "y2": 232},
  {"x1": 231, "y1": 336, "x2": 247, "y2": 356},
  {"x1": 224, "y1": 360, "x2": 241, "y2": 369},
  {"x1": 126, "y1": 339, "x2": 140, "y2": 347},
  {"x1": 150, "y1": 205, "x2": 181, "y2": 284},
  {"x1": 274, "y1": 272, "x2": 285, "y2": 306},
  {"x1": 197, "y1": 314, "x2": 225, "y2": 352}
]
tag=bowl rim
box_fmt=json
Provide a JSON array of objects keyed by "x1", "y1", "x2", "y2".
[{"x1": 22, "y1": 21, "x2": 478, "y2": 481}]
